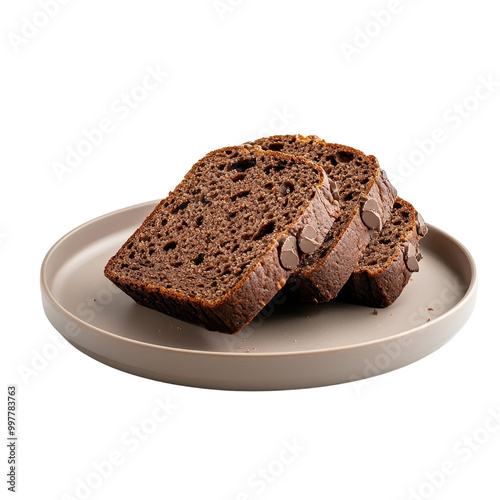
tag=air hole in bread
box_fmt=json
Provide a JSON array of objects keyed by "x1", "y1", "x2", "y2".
[
  {"x1": 268, "y1": 142, "x2": 284, "y2": 151},
  {"x1": 194, "y1": 254, "x2": 204, "y2": 266},
  {"x1": 336, "y1": 151, "x2": 354, "y2": 163},
  {"x1": 265, "y1": 161, "x2": 287, "y2": 174},
  {"x1": 276, "y1": 160, "x2": 287, "y2": 172},
  {"x1": 173, "y1": 201, "x2": 189, "y2": 214},
  {"x1": 326, "y1": 155, "x2": 338, "y2": 167},
  {"x1": 228, "y1": 158, "x2": 256, "y2": 172},
  {"x1": 279, "y1": 181, "x2": 295, "y2": 196},
  {"x1": 253, "y1": 221, "x2": 276, "y2": 241},
  {"x1": 231, "y1": 190, "x2": 251, "y2": 201},
  {"x1": 164, "y1": 241, "x2": 177, "y2": 253}
]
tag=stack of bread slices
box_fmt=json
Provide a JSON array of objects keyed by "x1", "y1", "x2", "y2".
[{"x1": 104, "y1": 135, "x2": 427, "y2": 334}]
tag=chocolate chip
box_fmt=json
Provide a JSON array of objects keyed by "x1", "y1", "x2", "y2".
[
  {"x1": 279, "y1": 235, "x2": 299, "y2": 270},
  {"x1": 404, "y1": 242, "x2": 419, "y2": 272},
  {"x1": 329, "y1": 179, "x2": 340, "y2": 202},
  {"x1": 416, "y1": 212, "x2": 428, "y2": 237},
  {"x1": 361, "y1": 198, "x2": 382, "y2": 231},
  {"x1": 363, "y1": 198, "x2": 379, "y2": 212},
  {"x1": 362, "y1": 209, "x2": 382, "y2": 231},
  {"x1": 298, "y1": 225, "x2": 319, "y2": 254}
]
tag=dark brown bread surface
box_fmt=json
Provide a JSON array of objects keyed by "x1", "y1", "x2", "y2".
[
  {"x1": 104, "y1": 145, "x2": 338, "y2": 333},
  {"x1": 253, "y1": 134, "x2": 397, "y2": 302},
  {"x1": 339, "y1": 197, "x2": 427, "y2": 307}
]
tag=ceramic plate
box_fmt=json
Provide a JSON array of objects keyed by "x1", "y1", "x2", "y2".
[{"x1": 40, "y1": 201, "x2": 477, "y2": 390}]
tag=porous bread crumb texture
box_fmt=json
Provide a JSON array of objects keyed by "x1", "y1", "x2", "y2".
[
  {"x1": 356, "y1": 198, "x2": 415, "y2": 272},
  {"x1": 254, "y1": 135, "x2": 378, "y2": 264},
  {"x1": 106, "y1": 147, "x2": 322, "y2": 302}
]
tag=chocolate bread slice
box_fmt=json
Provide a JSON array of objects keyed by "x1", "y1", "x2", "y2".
[
  {"x1": 339, "y1": 198, "x2": 427, "y2": 307},
  {"x1": 253, "y1": 134, "x2": 397, "y2": 302},
  {"x1": 104, "y1": 146, "x2": 338, "y2": 334}
]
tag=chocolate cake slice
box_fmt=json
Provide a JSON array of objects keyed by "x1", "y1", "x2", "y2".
[
  {"x1": 253, "y1": 134, "x2": 397, "y2": 302},
  {"x1": 104, "y1": 145, "x2": 338, "y2": 334},
  {"x1": 339, "y1": 198, "x2": 427, "y2": 307}
]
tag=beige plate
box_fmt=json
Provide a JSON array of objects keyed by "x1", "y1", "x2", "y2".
[{"x1": 40, "y1": 201, "x2": 477, "y2": 391}]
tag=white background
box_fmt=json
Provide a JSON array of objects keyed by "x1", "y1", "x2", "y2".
[{"x1": 1, "y1": 1, "x2": 499, "y2": 499}]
